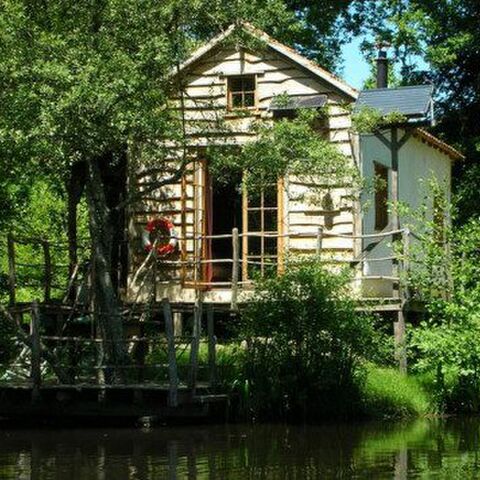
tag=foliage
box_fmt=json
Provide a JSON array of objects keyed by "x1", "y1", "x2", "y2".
[
  {"x1": 208, "y1": 108, "x2": 358, "y2": 198},
  {"x1": 352, "y1": 106, "x2": 407, "y2": 133},
  {"x1": 350, "y1": 0, "x2": 478, "y2": 222},
  {"x1": 361, "y1": 364, "x2": 430, "y2": 417},
  {"x1": 398, "y1": 179, "x2": 480, "y2": 412},
  {"x1": 238, "y1": 260, "x2": 382, "y2": 421}
]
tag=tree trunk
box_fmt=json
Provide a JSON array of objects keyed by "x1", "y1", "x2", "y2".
[
  {"x1": 85, "y1": 154, "x2": 127, "y2": 381},
  {"x1": 66, "y1": 161, "x2": 87, "y2": 281}
]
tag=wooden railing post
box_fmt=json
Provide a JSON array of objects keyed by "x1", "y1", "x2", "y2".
[
  {"x1": 231, "y1": 227, "x2": 239, "y2": 311},
  {"x1": 42, "y1": 240, "x2": 52, "y2": 303},
  {"x1": 7, "y1": 233, "x2": 16, "y2": 306},
  {"x1": 316, "y1": 226, "x2": 324, "y2": 257},
  {"x1": 207, "y1": 304, "x2": 217, "y2": 388},
  {"x1": 30, "y1": 300, "x2": 42, "y2": 402},
  {"x1": 189, "y1": 293, "x2": 203, "y2": 397},
  {"x1": 163, "y1": 298, "x2": 178, "y2": 407}
]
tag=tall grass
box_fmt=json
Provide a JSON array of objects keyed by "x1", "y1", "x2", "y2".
[{"x1": 361, "y1": 364, "x2": 431, "y2": 418}]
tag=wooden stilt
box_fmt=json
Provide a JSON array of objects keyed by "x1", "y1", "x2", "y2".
[
  {"x1": 207, "y1": 304, "x2": 217, "y2": 388},
  {"x1": 30, "y1": 301, "x2": 42, "y2": 403},
  {"x1": 173, "y1": 312, "x2": 183, "y2": 337},
  {"x1": 189, "y1": 293, "x2": 203, "y2": 397},
  {"x1": 394, "y1": 309, "x2": 407, "y2": 374},
  {"x1": 163, "y1": 298, "x2": 178, "y2": 407}
]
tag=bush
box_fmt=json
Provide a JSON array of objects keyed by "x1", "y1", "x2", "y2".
[
  {"x1": 361, "y1": 364, "x2": 430, "y2": 418},
  {"x1": 238, "y1": 260, "x2": 381, "y2": 421}
]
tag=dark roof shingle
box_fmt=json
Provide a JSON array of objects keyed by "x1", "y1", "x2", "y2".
[{"x1": 354, "y1": 85, "x2": 433, "y2": 121}]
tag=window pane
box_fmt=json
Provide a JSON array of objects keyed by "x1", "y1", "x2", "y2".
[
  {"x1": 248, "y1": 237, "x2": 261, "y2": 255},
  {"x1": 248, "y1": 189, "x2": 262, "y2": 207},
  {"x1": 232, "y1": 93, "x2": 243, "y2": 108},
  {"x1": 244, "y1": 93, "x2": 255, "y2": 107},
  {"x1": 264, "y1": 237, "x2": 277, "y2": 255},
  {"x1": 263, "y1": 185, "x2": 277, "y2": 207},
  {"x1": 248, "y1": 211, "x2": 261, "y2": 232},
  {"x1": 229, "y1": 78, "x2": 243, "y2": 92},
  {"x1": 243, "y1": 77, "x2": 255, "y2": 91},
  {"x1": 264, "y1": 210, "x2": 278, "y2": 232}
]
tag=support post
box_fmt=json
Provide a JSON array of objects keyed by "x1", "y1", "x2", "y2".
[
  {"x1": 391, "y1": 127, "x2": 407, "y2": 373},
  {"x1": 163, "y1": 298, "x2": 178, "y2": 408},
  {"x1": 189, "y1": 293, "x2": 203, "y2": 396},
  {"x1": 231, "y1": 227, "x2": 239, "y2": 311},
  {"x1": 30, "y1": 300, "x2": 42, "y2": 402},
  {"x1": 394, "y1": 312, "x2": 407, "y2": 374},
  {"x1": 7, "y1": 233, "x2": 16, "y2": 306},
  {"x1": 316, "y1": 226, "x2": 324, "y2": 257},
  {"x1": 207, "y1": 304, "x2": 216, "y2": 388},
  {"x1": 42, "y1": 240, "x2": 52, "y2": 303}
]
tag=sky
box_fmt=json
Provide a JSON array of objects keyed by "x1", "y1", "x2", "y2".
[{"x1": 340, "y1": 36, "x2": 372, "y2": 89}]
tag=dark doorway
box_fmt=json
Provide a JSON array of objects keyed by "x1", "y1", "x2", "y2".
[{"x1": 206, "y1": 169, "x2": 243, "y2": 283}]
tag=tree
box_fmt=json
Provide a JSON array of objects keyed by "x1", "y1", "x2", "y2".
[
  {"x1": 349, "y1": 0, "x2": 480, "y2": 222},
  {"x1": 0, "y1": 0, "x2": 356, "y2": 377}
]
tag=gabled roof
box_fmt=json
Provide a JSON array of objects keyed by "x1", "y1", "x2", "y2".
[
  {"x1": 174, "y1": 22, "x2": 358, "y2": 100},
  {"x1": 355, "y1": 85, "x2": 434, "y2": 123},
  {"x1": 413, "y1": 128, "x2": 464, "y2": 161}
]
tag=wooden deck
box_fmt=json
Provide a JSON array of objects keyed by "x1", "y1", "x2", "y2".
[{"x1": 0, "y1": 382, "x2": 228, "y2": 422}]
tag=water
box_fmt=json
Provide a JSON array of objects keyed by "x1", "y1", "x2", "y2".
[{"x1": 0, "y1": 418, "x2": 479, "y2": 479}]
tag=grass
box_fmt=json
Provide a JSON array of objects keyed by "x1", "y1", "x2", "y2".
[{"x1": 361, "y1": 364, "x2": 431, "y2": 418}]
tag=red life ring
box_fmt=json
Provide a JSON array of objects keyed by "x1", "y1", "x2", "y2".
[{"x1": 142, "y1": 218, "x2": 178, "y2": 256}]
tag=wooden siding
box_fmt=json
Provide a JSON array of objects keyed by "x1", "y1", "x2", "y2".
[{"x1": 127, "y1": 45, "x2": 357, "y2": 301}]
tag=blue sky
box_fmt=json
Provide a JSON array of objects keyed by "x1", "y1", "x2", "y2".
[{"x1": 340, "y1": 36, "x2": 371, "y2": 89}]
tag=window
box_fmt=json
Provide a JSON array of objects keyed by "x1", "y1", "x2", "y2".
[
  {"x1": 227, "y1": 75, "x2": 256, "y2": 109},
  {"x1": 244, "y1": 182, "x2": 279, "y2": 279},
  {"x1": 374, "y1": 162, "x2": 389, "y2": 231}
]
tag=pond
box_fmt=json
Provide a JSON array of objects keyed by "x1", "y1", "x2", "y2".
[{"x1": 0, "y1": 418, "x2": 479, "y2": 479}]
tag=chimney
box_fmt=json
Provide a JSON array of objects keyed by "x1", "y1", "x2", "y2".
[
  {"x1": 377, "y1": 49, "x2": 388, "y2": 88},
  {"x1": 376, "y1": 49, "x2": 389, "y2": 89}
]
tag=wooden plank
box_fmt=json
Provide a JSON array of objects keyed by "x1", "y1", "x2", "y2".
[
  {"x1": 162, "y1": 298, "x2": 179, "y2": 407},
  {"x1": 316, "y1": 226, "x2": 324, "y2": 256},
  {"x1": 206, "y1": 304, "x2": 216, "y2": 388},
  {"x1": 188, "y1": 293, "x2": 203, "y2": 396},
  {"x1": 30, "y1": 300, "x2": 41, "y2": 403}
]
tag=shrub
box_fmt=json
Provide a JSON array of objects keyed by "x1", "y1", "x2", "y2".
[{"x1": 239, "y1": 260, "x2": 381, "y2": 421}]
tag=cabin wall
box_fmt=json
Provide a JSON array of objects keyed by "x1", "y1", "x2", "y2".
[
  {"x1": 359, "y1": 130, "x2": 452, "y2": 296},
  {"x1": 127, "y1": 45, "x2": 358, "y2": 303}
]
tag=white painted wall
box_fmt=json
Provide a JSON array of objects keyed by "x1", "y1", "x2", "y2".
[{"x1": 358, "y1": 129, "x2": 453, "y2": 296}]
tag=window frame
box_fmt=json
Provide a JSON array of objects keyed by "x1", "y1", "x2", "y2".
[{"x1": 226, "y1": 75, "x2": 257, "y2": 111}]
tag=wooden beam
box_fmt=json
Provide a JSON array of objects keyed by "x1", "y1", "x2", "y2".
[
  {"x1": 30, "y1": 300, "x2": 42, "y2": 403},
  {"x1": 163, "y1": 298, "x2": 178, "y2": 407},
  {"x1": 189, "y1": 293, "x2": 203, "y2": 396},
  {"x1": 207, "y1": 304, "x2": 217, "y2": 388},
  {"x1": 374, "y1": 131, "x2": 391, "y2": 149}
]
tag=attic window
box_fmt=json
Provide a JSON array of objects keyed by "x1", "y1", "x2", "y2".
[{"x1": 227, "y1": 75, "x2": 256, "y2": 109}]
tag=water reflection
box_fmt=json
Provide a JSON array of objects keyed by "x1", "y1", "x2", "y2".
[{"x1": 0, "y1": 418, "x2": 480, "y2": 479}]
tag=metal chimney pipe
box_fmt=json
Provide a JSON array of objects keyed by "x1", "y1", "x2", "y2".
[{"x1": 376, "y1": 50, "x2": 388, "y2": 89}]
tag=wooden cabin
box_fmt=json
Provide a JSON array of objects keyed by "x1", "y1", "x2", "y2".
[{"x1": 126, "y1": 23, "x2": 463, "y2": 309}]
